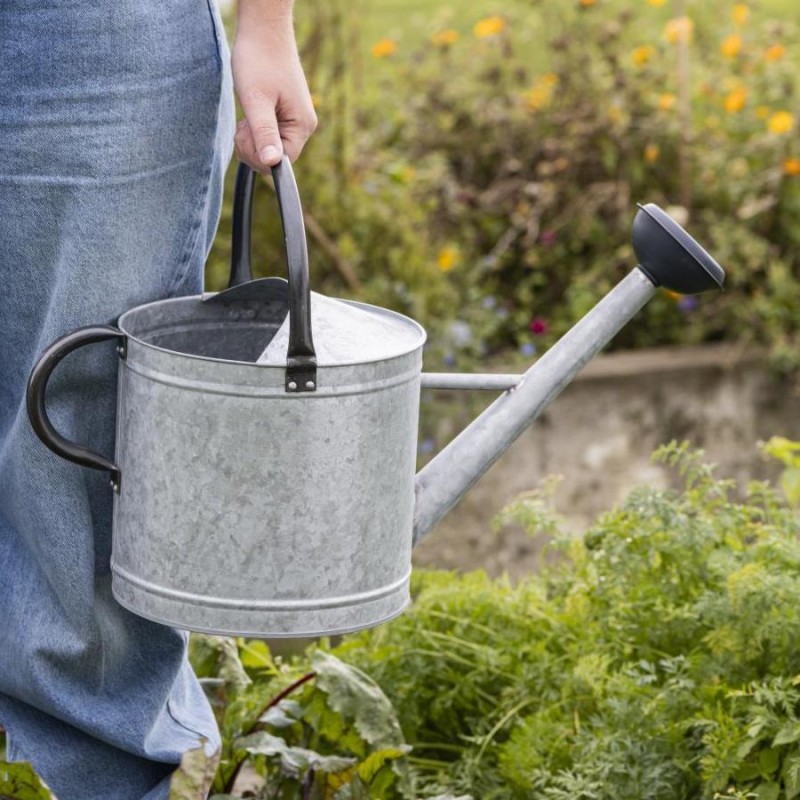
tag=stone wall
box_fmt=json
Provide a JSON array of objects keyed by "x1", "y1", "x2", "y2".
[{"x1": 412, "y1": 344, "x2": 800, "y2": 578}]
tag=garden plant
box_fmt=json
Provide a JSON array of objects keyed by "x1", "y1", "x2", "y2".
[
  {"x1": 6, "y1": 440, "x2": 800, "y2": 798},
  {"x1": 209, "y1": 0, "x2": 799, "y2": 375}
]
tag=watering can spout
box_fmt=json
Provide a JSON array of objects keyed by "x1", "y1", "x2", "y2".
[{"x1": 412, "y1": 204, "x2": 725, "y2": 545}]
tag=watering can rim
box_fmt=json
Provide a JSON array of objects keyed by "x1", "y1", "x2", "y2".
[{"x1": 116, "y1": 291, "x2": 428, "y2": 370}]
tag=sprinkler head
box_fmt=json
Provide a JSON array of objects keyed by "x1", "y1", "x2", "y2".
[{"x1": 633, "y1": 203, "x2": 725, "y2": 295}]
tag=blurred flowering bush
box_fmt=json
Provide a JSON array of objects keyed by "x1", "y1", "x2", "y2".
[{"x1": 208, "y1": 0, "x2": 800, "y2": 371}]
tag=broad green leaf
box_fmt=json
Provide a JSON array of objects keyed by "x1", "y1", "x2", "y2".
[
  {"x1": 238, "y1": 640, "x2": 277, "y2": 675},
  {"x1": 783, "y1": 750, "x2": 800, "y2": 800},
  {"x1": 311, "y1": 652, "x2": 405, "y2": 749},
  {"x1": 0, "y1": 762, "x2": 53, "y2": 800},
  {"x1": 261, "y1": 700, "x2": 303, "y2": 729},
  {"x1": 218, "y1": 638, "x2": 251, "y2": 692},
  {"x1": 188, "y1": 635, "x2": 222, "y2": 680},
  {"x1": 754, "y1": 782, "x2": 780, "y2": 800},
  {"x1": 356, "y1": 747, "x2": 410, "y2": 784},
  {"x1": 759, "y1": 748, "x2": 781, "y2": 777},
  {"x1": 167, "y1": 743, "x2": 220, "y2": 800},
  {"x1": 774, "y1": 723, "x2": 800, "y2": 746},
  {"x1": 236, "y1": 731, "x2": 356, "y2": 778}
]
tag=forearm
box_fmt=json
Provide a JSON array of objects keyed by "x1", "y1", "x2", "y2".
[{"x1": 232, "y1": 0, "x2": 317, "y2": 167}]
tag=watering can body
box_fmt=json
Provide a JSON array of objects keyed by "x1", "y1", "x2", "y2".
[
  {"x1": 109, "y1": 296, "x2": 425, "y2": 637},
  {"x1": 26, "y1": 160, "x2": 724, "y2": 638}
]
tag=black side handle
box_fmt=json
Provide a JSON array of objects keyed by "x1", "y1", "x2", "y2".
[{"x1": 26, "y1": 325, "x2": 125, "y2": 492}]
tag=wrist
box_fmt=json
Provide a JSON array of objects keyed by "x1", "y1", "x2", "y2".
[{"x1": 237, "y1": 0, "x2": 294, "y2": 30}]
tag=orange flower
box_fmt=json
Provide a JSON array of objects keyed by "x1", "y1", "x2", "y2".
[
  {"x1": 632, "y1": 45, "x2": 656, "y2": 66},
  {"x1": 432, "y1": 29, "x2": 460, "y2": 47},
  {"x1": 721, "y1": 34, "x2": 743, "y2": 59},
  {"x1": 579, "y1": 0, "x2": 596, "y2": 6},
  {"x1": 732, "y1": 4, "x2": 750, "y2": 26},
  {"x1": 644, "y1": 143, "x2": 660, "y2": 164},
  {"x1": 658, "y1": 92, "x2": 677, "y2": 111},
  {"x1": 370, "y1": 38, "x2": 397, "y2": 58},
  {"x1": 473, "y1": 15, "x2": 505, "y2": 38},
  {"x1": 767, "y1": 111, "x2": 795, "y2": 135},
  {"x1": 764, "y1": 44, "x2": 786, "y2": 62},
  {"x1": 724, "y1": 86, "x2": 747, "y2": 113},
  {"x1": 664, "y1": 16, "x2": 694, "y2": 45},
  {"x1": 783, "y1": 158, "x2": 800, "y2": 176}
]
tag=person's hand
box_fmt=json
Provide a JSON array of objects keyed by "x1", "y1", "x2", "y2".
[{"x1": 232, "y1": 1, "x2": 317, "y2": 170}]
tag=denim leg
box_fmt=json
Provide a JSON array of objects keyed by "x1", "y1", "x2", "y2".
[{"x1": 0, "y1": 1, "x2": 235, "y2": 798}]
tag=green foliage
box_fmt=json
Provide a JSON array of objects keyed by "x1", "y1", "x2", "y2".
[
  {"x1": 325, "y1": 441, "x2": 800, "y2": 799},
  {"x1": 209, "y1": 0, "x2": 800, "y2": 380},
  {"x1": 0, "y1": 762, "x2": 53, "y2": 800},
  {"x1": 7, "y1": 441, "x2": 800, "y2": 799},
  {"x1": 178, "y1": 641, "x2": 410, "y2": 799},
  {"x1": 761, "y1": 437, "x2": 800, "y2": 509}
]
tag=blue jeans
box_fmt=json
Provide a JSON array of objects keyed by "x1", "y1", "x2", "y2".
[{"x1": 0, "y1": 2, "x2": 235, "y2": 798}]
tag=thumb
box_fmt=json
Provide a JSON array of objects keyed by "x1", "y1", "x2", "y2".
[{"x1": 240, "y1": 89, "x2": 284, "y2": 166}]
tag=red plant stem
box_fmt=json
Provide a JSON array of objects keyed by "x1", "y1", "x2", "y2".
[
  {"x1": 224, "y1": 670, "x2": 318, "y2": 793},
  {"x1": 264, "y1": 672, "x2": 317, "y2": 716}
]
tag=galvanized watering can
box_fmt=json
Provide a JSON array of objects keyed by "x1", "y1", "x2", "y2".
[{"x1": 27, "y1": 159, "x2": 724, "y2": 638}]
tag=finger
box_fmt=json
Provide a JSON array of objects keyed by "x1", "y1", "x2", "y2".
[
  {"x1": 278, "y1": 119, "x2": 315, "y2": 163},
  {"x1": 233, "y1": 119, "x2": 263, "y2": 172},
  {"x1": 238, "y1": 87, "x2": 283, "y2": 167},
  {"x1": 276, "y1": 100, "x2": 318, "y2": 162}
]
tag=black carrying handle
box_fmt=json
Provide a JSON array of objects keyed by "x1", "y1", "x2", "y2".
[
  {"x1": 229, "y1": 159, "x2": 317, "y2": 391},
  {"x1": 26, "y1": 325, "x2": 125, "y2": 491}
]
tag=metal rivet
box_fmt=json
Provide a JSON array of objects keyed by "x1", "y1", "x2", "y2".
[
  {"x1": 305, "y1": 381, "x2": 315, "y2": 390},
  {"x1": 287, "y1": 381, "x2": 297, "y2": 391},
  {"x1": 117, "y1": 347, "x2": 124, "y2": 356}
]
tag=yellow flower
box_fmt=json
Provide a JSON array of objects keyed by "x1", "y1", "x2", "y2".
[
  {"x1": 732, "y1": 3, "x2": 750, "y2": 26},
  {"x1": 524, "y1": 85, "x2": 552, "y2": 111},
  {"x1": 473, "y1": 15, "x2": 505, "y2": 38},
  {"x1": 724, "y1": 86, "x2": 747, "y2": 113},
  {"x1": 523, "y1": 75, "x2": 559, "y2": 111},
  {"x1": 370, "y1": 38, "x2": 397, "y2": 58},
  {"x1": 756, "y1": 105, "x2": 770, "y2": 119},
  {"x1": 644, "y1": 143, "x2": 660, "y2": 164},
  {"x1": 437, "y1": 246, "x2": 460, "y2": 272},
  {"x1": 764, "y1": 44, "x2": 786, "y2": 62},
  {"x1": 658, "y1": 92, "x2": 677, "y2": 111},
  {"x1": 647, "y1": 0, "x2": 667, "y2": 5},
  {"x1": 783, "y1": 158, "x2": 800, "y2": 176},
  {"x1": 432, "y1": 29, "x2": 459, "y2": 47},
  {"x1": 767, "y1": 111, "x2": 795, "y2": 135},
  {"x1": 632, "y1": 45, "x2": 656, "y2": 66},
  {"x1": 664, "y1": 16, "x2": 694, "y2": 45},
  {"x1": 720, "y1": 34, "x2": 743, "y2": 59}
]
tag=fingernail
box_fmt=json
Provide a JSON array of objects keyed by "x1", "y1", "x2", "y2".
[{"x1": 260, "y1": 145, "x2": 281, "y2": 164}]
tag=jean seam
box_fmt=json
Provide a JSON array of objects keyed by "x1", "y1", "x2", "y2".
[
  {"x1": 164, "y1": 6, "x2": 224, "y2": 298},
  {"x1": 165, "y1": 698, "x2": 208, "y2": 744}
]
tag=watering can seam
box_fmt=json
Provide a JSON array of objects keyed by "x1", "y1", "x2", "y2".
[
  {"x1": 112, "y1": 596, "x2": 410, "y2": 640},
  {"x1": 111, "y1": 562, "x2": 412, "y2": 610},
  {"x1": 120, "y1": 360, "x2": 421, "y2": 398}
]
